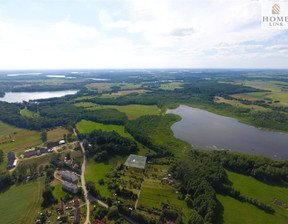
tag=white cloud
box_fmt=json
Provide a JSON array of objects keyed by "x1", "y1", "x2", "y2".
[{"x1": 47, "y1": 21, "x2": 100, "y2": 39}]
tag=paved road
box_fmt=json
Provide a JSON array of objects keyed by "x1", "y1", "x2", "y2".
[{"x1": 74, "y1": 129, "x2": 90, "y2": 224}]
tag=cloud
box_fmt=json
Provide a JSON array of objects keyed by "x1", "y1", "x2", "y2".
[
  {"x1": 47, "y1": 21, "x2": 100, "y2": 39},
  {"x1": 170, "y1": 27, "x2": 194, "y2": 36}
]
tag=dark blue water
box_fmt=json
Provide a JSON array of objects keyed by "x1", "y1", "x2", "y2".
[{"x1": 167, "y1": 105, "x2": 288, "y2": 160}]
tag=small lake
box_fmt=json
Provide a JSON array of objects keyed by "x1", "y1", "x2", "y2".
[
  {"x1": 0, "y1": 90, "x2": 78, "y2": 103},
  {"x1": 167, "y1": 105, "x2": 288, "y2": 160}
]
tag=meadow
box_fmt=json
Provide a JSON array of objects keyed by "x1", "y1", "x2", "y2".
[
  {"x1": 0, "y1": 177, "x2": 45, "y2": 224},
  {"x1": 85, "y1": 156, "x2": 126, "y2": 198},
  {"x1": 46, "y1": 127, "x2": 69, "y2": 142},
  {"x1": 75, "y1": 103, "x2": 160, "y2": 120},
  {"x1": 20, "y1": 107, "x2": 39, "y2": 118},
  {"x1": 217, "y1": 170, "x2": 288, "y2": 224},
  {"x1": 76, "y1": 120, "x2": 132, "y2": 138}
]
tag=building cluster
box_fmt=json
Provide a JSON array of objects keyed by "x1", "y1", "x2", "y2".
[
  {"x1": 57, "y1": 196, "x2": 81, "y2": 223},
  {"x1": 6, "y1": 152, "x2": 17, "y2": 169},
  {"x1": 22, "y1": 140, "x2": 65, "y2": 159},
  {"x1": 58, "y1": 170, "x2": 78, "y2": 194}
]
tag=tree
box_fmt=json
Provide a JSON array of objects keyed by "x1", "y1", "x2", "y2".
[
  {"x1": 41, "y1": 186, "x2": 57, "y2": 207},
  {"x1": 0, "y1": 150, "x2": 4, "y2": 163},
  {"x1": 41, "y1": 130, "x2": 47, "y2": 143},
  {"x1": 66, "y1": 152, "x2": 71, "y2": 161},
  {"x1": 188, "y1": 209, "x2": 204, "y2": 224},
  {"x1": 107, "y1": 206, "x2": 119, "y2": 220}
]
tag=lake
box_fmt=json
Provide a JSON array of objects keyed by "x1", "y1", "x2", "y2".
[
  {"x1": 167, "y1": 105, "x2": 288, "y2": 160},
  {"x1": 0, "y1": 90, "x2": 78, "y2": 103}
]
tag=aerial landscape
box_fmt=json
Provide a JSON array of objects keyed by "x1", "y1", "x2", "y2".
[{"x1": 1, "y1": 1, "x2": 288, "y2": 224}]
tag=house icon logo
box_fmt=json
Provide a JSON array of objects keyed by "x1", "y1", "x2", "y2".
[{"x1": 272, "y1": 3, "x2": 280, "y2": 14}]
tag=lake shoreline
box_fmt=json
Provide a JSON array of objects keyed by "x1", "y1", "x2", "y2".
[{"x1": 167, "y1": 105, "x2": 288, "y2": 160}]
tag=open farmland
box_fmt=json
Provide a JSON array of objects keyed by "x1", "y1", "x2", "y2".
[
  {"x1": 0, "y1": 178, "x2": 45, "y2": 224},
  {"x1": 76, "y1": 120, "x2": 132, "y2": 138},
  {"x1": 46, "y1": 127, "x2": 69, "y2": 142}
]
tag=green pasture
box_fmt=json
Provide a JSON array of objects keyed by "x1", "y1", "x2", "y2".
[
  {"x1": 85, "y1": 156, "x2": 126, "y2": 198},
  {"x1": 0, "y1": 178, "x2": 45, "y2": 224}
]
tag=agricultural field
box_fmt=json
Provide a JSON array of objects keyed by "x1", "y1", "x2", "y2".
[
  {"x1": 159, "y1": 82, "x2": 183, "y2": 90},
  {"x1": 104, "y1": 89, "x2": 148, "y2": 96},
  {"x1": 234, "y1": 80, "x2": 288, "y2": 104},
  {"x1": 0, "y1": 177, "x2": 45, "y2": 224},
  {"x1": 214, "y1": 96, "x2": 270, "y2": 112},
  {"x1": 76, "y1": 120, "x2": 132, "y2": 138},
  {"x1": 217, "y1": 170, "x2": 288, "y2": 224},
  {"x1": 75, "y1": 102, "x2": 160, "y2": 119},
  {"x1": 46, "y1": 127, "x2": 69, "y2": 142},
  {"x1": 137, "y1": 164, "x2": 190, "y2": 222}
]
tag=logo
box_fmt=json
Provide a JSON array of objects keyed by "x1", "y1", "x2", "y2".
[
  {"x1": 272, "y1": 4, "x2": 280, "y2": 14},
  {"x1": 262, "y1": 2, "x2": 288, "y2": 29}
]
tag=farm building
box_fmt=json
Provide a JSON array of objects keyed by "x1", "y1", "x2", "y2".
[
  {"x1": 8, "y1": 152, "x2": 15, "y2": 160},
  {"x1": 124, "y1": 154, "x2": 147, "y2": 169},
  {"x1": 59, "y1": 140, "x2": 66, "y2": 144},
  {"x1": 7, "y1": 152, "x2": 16, "y2": 169},
  {"x1": 58, "y1": 170, "x2": 78, "y2": 183},
  {"x1": 6, "y1": 159, "x2": 14, "y2": 169},
  {"x1": 62, "y1": 181, "x2": 78, "y2": 194},
  {"x1": 22, "y1": 150, "x2": 38, "y2": 158}
]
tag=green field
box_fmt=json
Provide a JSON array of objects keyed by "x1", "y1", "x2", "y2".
[
  {"x1": 52, "y1": 181, "x2": 68, "y2": 201},
  {"x1": 76, "y1": 120, "x2": 132, "y2": 138},
  {"x1": 159, "y1": 82, "x2": 183, "y2": 90},
  {"x1": 75, "y1": 103, "x2": 160, "y2": 120},
  {"x1": 47, "y1": 127, "x2": 69, "y2": 142},
  {"x1": 20, "y1": 108, "x2": 39, "y2": 118},
  {"x1": 0, "y1": 178, "x2": 45, "y2": 224},
  {"x1": 217, "y1": 170, "x2": 288, "y2": 224},
  {"x1": 85, "y1": 156, "x2": 126, "y2": 198},
  {"x1": 103, "y1": 104, "x2": 160, "y2": 120}
]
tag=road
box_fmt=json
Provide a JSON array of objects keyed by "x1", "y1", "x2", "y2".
[{"x1": 74, "y1": 129, "x2": 90, "y2": 224}]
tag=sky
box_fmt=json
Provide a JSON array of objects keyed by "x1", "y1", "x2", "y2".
[{"x1": 0, "y1": 0, "x2": 288, "y2": 69}]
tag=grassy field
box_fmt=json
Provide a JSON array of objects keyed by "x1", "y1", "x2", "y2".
[
  {"x1": 76, "y1": 120, "x2": 132, "y2": 138},
  {"x1": 0, "y1": 178, "x2": 45, "y2": 224},
  {"x1": 20, "y1": 107, "x2": 39, "y2": 118},
  {"x1": 47, "y1": 127, "x2": 69, "y2": 142},
  {"x1": 52, "y1": 181, "x2": 68, "y2": 201},
  {"x1": 214, "y1": 96, "x2": 271, "y2": 112},
  {"x1": 159, "y1": 82, "x2": 183, "y2": 90},
  {"x1": 75, "y1": 103, "x2": 160, "y2": 120},
  {"x1": 217, "y1": 194, "x2": 277, "y2": 224},
  {"x1": 217, "y1": 170, "x2": 288, "y2": 224},
  {"x1": 85, "y1": 156, "x2": 126, "y2": 198},
  {"x1": 236, "y1": 80, "x2": 288, "y2": 104}
]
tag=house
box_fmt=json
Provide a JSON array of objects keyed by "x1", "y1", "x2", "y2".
[
  {"x1": 62, "y1": 181, "x2": 78, "y2": 194},
  {"x1": 13, "y1": 159, "x2": 18, "y2": 167},
  {"x1": 73, "y1": 196, "x2": 79, "y2": 207},
  {"x1": 8, "y1": 152, "x2": 15, "y2": 160},
  {"x1": 73, "y1": 207, "x2": 81, "y2": 224},
  {"x1": 59, "y1": 140, "x2": 66, "y2": 145},
  {"x1": 57, "y1": 216, "x2": 68, "y2": 222},
  {"x1": 59, "y1": 171, "x2": 78, "y2": 183},
  {"x1": 58, "y1": 200, "x2": 64, "y2": 213},
  {"x1": 47, "y1": 141, "x2": 60, "y2": 149},
  {"x1": 22, "y1": 150, "x2": 38, "y2": 158}
]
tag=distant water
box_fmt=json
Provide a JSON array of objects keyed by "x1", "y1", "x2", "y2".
[
  {"x1": 167, "y1": 105, "x2": 288, "y2": 160},
  {"x1": 0, "y1": 90, "x2": 78, "y2": 103}
]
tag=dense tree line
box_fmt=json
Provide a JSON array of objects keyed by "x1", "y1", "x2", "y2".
[
  {"x1": 81, "y1": 129, "x2": 138, "y2": 161},
  {"x1": 171, "y1": 150, "x2": 275, "y2": 223}
]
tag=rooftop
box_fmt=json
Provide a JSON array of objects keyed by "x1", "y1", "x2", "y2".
[{"x1": 124, "y1": 154, "x2": 147, "y2": 169}]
